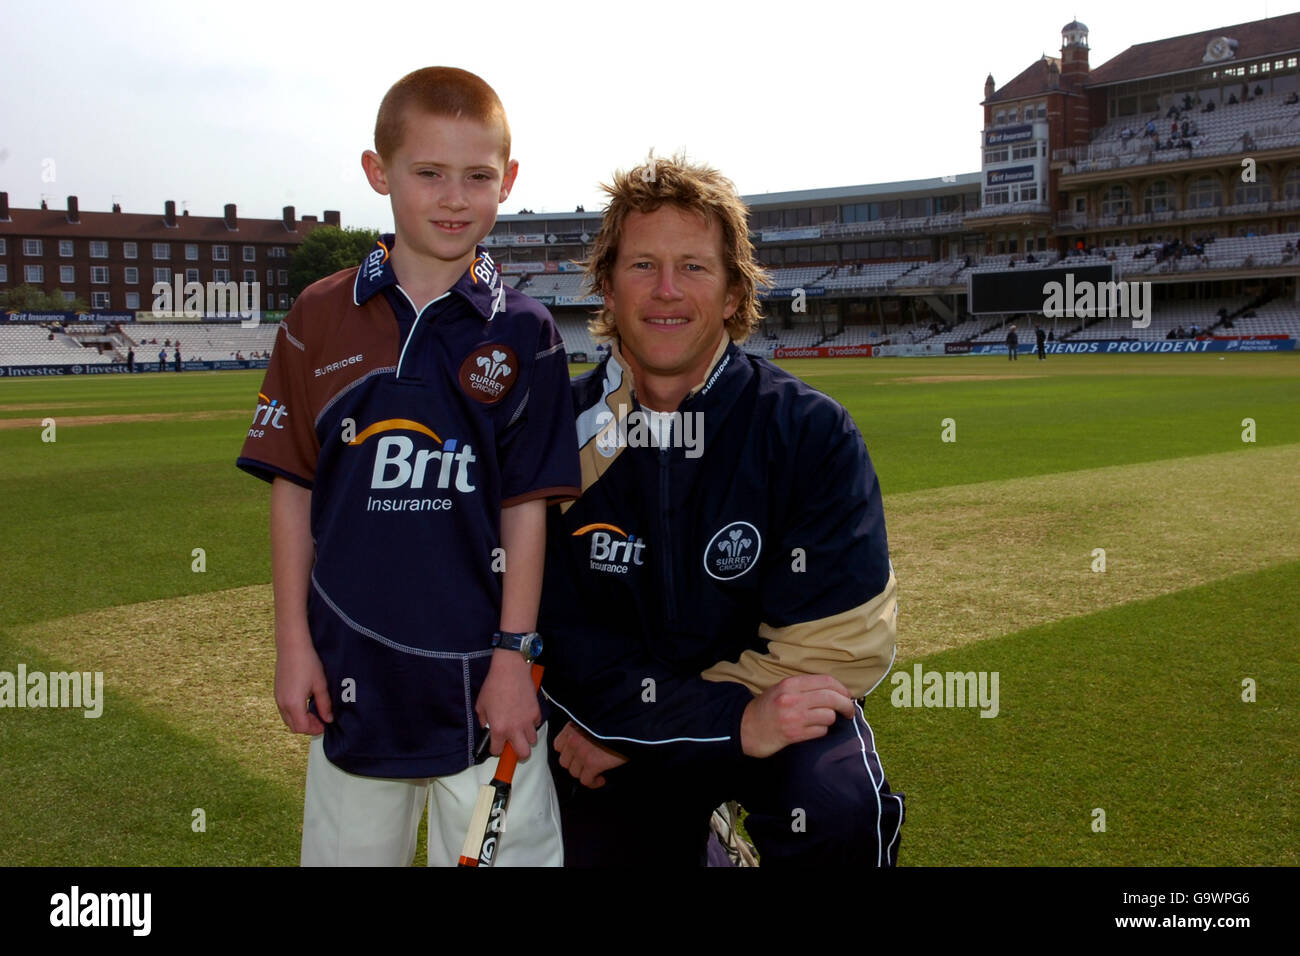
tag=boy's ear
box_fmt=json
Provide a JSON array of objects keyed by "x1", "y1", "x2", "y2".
[
  {"x1": 361, "y1": 150, "x2": 390, "y2": 196},
  {"x1": 498, "y1": 159, "x2": 520, "y2": 204}
]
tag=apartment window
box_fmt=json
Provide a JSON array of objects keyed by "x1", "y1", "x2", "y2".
[
  {"x1": 59, "y1": 239, "x2": 75, "y2": 257},
  {"x1": 0, "y1": 238, "x2": 6, "y2": 255},
  {"x1": 278, "y1": 270, "x2": 288, "y2": 285},
  {"x1": 60, "y1": 290, "x2": 76, "y2": 304},
  {"x1": 267, "y1": 293, "x2": 275, "y2": 311},
  {"x1": 60, "y1": 265, "x2": 76, "y2": 284},
  {"x1": 212, "y1": 245, "x2": 229, "y2": 261},
  {"x1": 186, "y1": 268, "x2": 199, "y2": 283},
  {"x1": 266, "y1": 269, "x2": 275, "y2": 286},
  {"x1": 92, "y1": 266, "x2": 109, "y2": 284},
  {"x1": 125, "y1": 292, "x2": 140, "y2": 309},
  {"x1": 270, "y1": 246, "x2": 286, "y2": 258},
  {"x1": 25, "y1": 265, "x2": 44, "y2": 283},
  {"x1": 123, "y1": 241, "x2": 137, "y2": 259},
  {"x1": 0, "y1": 265, "x2": 6, "y2": 282},
  {"x1": 984, "y1": 148, "x2": 1008, "y2": 164},
  {"x1": 124, "y1": 267, "x2": 139, "y2": 284},
  {"x1": 23, "y1": 238, "x2": 42, "y2": 256},
  {"x1": 90, "y1": 241, "x2": 108, "y2": 258},
  {"x1": 92, "y1": 292, "x2": 110, "y2": 309},
  {"x1": 154, "y1": 267, "x2": 172, "y2": 284},
  {"x1": 185, "y1": 244, "x2": 199, "y2": 261},
  {"x1": 214, "y1": 268, "x2": 230, "y2": 282},
  {"x1": 278, "y1": 294, "x2": 289, "y2": 309},
  {"x1": 153, "y1": 242, "x2": 171, "y2": 259},
  {"x1": 243, "y1": 269, "x2": 256, "y2": 284},
  {"x1": 1011, "y1": 143, "x2": 1038, "y2": 160},
  {"x1": 242, "y1": 245, "x2": 256, "y2": 262}
]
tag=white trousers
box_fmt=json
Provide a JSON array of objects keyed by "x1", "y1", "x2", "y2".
[{"x1": 301, "y1": 722, "x2": 563, "y2": 867}]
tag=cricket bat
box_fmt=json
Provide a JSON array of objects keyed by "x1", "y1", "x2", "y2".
[{"x1": 458, "y1": 662, "x2": 544, "y2": 867}]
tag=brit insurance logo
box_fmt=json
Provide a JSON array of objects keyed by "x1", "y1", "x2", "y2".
[
  {"x1": 350, "y1": 418, "x2": 477, "y2": 513},
  {"x1": 704, "y1": 521, "x2": 761, "y2": 581},
  {"x1": 248, "y1": 391, "x2": 288, "y2": 439},
  {"x1": 573, "y1": 522, "x2": 646, "y2": 575},
  {"x1": 363, "y1": 240, "x2": 390, "y2": 283},
  {"x1": 458, "y1": 343, "x2": 517, "y2": 404}
]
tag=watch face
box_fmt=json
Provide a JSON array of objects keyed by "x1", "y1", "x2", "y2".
[{"x1": 524, "y1": 635, "x2": 543, "y2": 660}]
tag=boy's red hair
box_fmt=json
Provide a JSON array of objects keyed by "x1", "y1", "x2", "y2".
[{"x1": 374, "y1": 67, "x2": 511, "y2": 162}]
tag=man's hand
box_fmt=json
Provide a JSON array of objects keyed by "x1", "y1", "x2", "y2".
[
  {"x1": 275, "y1": 633, "x2": 333, "y2": 734},
  {"x1": 553, "y1": 721, "x2": 628, "y2": 789},
  {"x1": 740, "y1": 674, "x2": 856, "y2": 758},
  {"x1": 475, "y1": 650, "x2": 542, "y2": 760}
]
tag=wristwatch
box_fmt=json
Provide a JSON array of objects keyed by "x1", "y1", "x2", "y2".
[{"x1": 492, "y1": 630, "x2": 543, "y2": 663}]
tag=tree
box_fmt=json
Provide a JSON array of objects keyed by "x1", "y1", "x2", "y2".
[
  {"x1": 288, "y1": 226, "x2": 380, "y2": 296},
  {"x1": 0, "y1": 284, "x2": 88, "y2": 312}
]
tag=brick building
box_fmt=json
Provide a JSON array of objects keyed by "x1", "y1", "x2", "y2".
[{"x1": 0, "y1": 194, "x2": 339, "y2": 312}]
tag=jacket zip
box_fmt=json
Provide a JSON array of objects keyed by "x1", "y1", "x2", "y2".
[{"x1": 659, "y1": 443, "x2": 678, "y2": 629}]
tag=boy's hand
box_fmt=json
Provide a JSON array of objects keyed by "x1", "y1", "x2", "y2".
[
  {"x1": 275, "y1": 633, "x2": 334, "y2": 735},
  {"x1": 475, "y1": 650, "x2": 541, "y2": 760}
]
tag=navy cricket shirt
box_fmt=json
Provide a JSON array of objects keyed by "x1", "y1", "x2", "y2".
[{"x1": 237, "y1": 236, "x2": 581, "y2": 777}]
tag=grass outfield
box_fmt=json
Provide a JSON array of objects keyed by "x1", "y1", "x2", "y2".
[{"x1": 1, "y1": 354, "x2": 1297, "y2": 865}]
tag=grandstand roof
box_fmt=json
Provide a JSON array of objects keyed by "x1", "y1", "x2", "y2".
[
  {"x1": 1085, "y1": 11, "x2": 1300, "y2": 87},
  {"x1": 742, "y1": 173, "x2": 982, "y2": 208},
  {"x1": 985, "y1": 55, "x2": 1063, "y2": 104}
]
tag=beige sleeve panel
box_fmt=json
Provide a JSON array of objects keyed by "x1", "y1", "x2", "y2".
[{"x1": 700, "y1": 571, "x2": 898, "y2": 698}]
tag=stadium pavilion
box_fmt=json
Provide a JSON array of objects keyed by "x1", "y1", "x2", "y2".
[{"x1": 3, "y1": 12, "x2": 1299, "y2": 369}]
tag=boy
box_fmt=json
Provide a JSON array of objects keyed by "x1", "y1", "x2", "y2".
[{"x1": 236, "y1": 67, "x2": 580, "y2": 866}]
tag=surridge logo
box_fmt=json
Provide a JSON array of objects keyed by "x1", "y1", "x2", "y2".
[
  {"x1": 574, "y1": 522, "x2": 646, "y2": 575},
  {"x1": 350, "y1": 418, "x2": 476, "y2": 512},
  {"x1": 459, "y1": 343, "x2": 518, "y2": 404},
  {"x1": 705, "y1": 521, "x2": 761, "y2": 581}
]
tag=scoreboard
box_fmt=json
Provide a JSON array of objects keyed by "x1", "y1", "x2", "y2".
[{"x1": 968, "y1": 264, "x2": 1115, "y2": 315}]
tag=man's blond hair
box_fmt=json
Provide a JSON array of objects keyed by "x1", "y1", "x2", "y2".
[{"x1": 585, "y1": 153, "x2": 768, "y2": 343}]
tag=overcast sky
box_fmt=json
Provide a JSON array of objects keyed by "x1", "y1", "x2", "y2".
[{"x1": 1, "y1": 0, "x2": 1291, "y2": 230}]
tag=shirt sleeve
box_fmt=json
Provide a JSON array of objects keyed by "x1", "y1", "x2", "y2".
[
  {"x1": 701, "y1": 402, "x2": 897, "y2": 698},
  {"x1": 235, "y1": 308, "x2": 318, "y2": 488},
  {"x1": 498, "y1": 313, "x2": 582, "y2": 507}
]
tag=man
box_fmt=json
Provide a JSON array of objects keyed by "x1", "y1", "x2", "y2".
[
  {"x1": 1035, "y1": 325, "x2": 1046, "y2": 361},
  {"x1": 126, "y1": 347, "x2": 135, "y2": 373},
  {"x1": 1006, "y1": 324, "x2": 1018, "y2": 361},
  {"x1": 540, "y1": 154, "x2": 903, "y2": 867}
]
